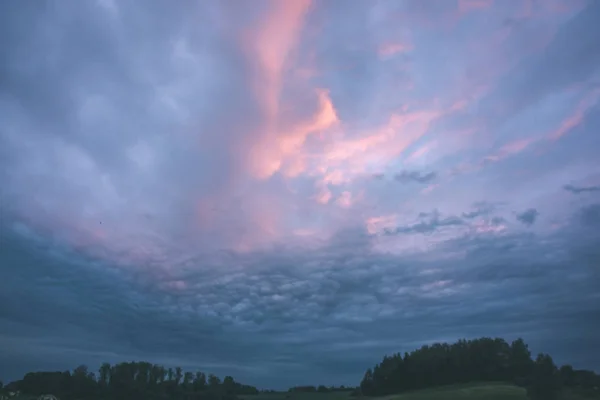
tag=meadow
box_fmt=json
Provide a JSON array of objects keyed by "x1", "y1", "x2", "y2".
[
  {"x1": 241, "y1": 383, "x2": 600, "y2": 400},
  {"x1": 240, "y1": 392, "x2": 355, "y2": 400},
  {"x1": 5, "y1": 382, "x2": 599, "y2": 400},
  {"x1": 241, "y1": 384, "x2": 526, "y2": 400}
]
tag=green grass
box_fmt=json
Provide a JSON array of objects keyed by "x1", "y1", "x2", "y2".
[
  {"x1": 379, "y1": 383, "x2": 526, "y2": 400},
  {"x1": 244, "y1": 383, "x2": 529, "y2": 400},
  {"x1": 241, "y1": 384, "x2": 527, "y2": 400},
  {"x1": 241, "y1": 392, "x2": 354, "y2": 400},
  {"x1": 242, "y1": 383, "x2": 600, "y2": 400},
  {"x1": 562, "y1": 388, "x2": 600, "y2": 400},
  {"x1": 10, "y1": 385, "x2": 599, "y2": 400}
]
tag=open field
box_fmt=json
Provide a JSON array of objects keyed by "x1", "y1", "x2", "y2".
[
  {"x1": 241, "y1": 384, "x2": 526, "y2": 400},
  {"x1": 379, "y1": 384, "x2": 600, "y2": 400},
  {"x1": 242, "y1": 383, "x2": 600, "y2": 400},
  {"x1": 241, "y1": 392, "x2": 354, "y2": 400},
  {"x1": 5, "y1": 383, "x2": 598, "y2": 400},
  {"x1": 378, "y1": 383, "x2": 526, "y2": 400}
]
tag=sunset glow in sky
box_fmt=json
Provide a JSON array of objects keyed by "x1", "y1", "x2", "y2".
[{"x1": 1, "y1": 0, "x2": 600, "y2": 388}]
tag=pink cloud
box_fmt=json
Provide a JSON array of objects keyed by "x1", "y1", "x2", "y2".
[
  {"x1": 483, "y1": 138, "x2": 534, "y2": 163},
  {"x1": 471, "y1": 219, "x2": 507, "y2": 234},
  {"x1": 549, "y1": 89, "x2": 600, "y2": 141},
  {"x1": 449, "y1": 136, "x2": 537, "y2": 178},
  {"x1": 279, "y1": 89, "x2": 340, "y2": 177},
  {"x1": 314, "y1": 108, "x2": 446, "y2": 181},
  {"x1": 11, "y1": 0, "x2": 596, "y2": 270},
  {"x1": 335, "y1": 191, "x2": 353, "y2": 208},
  {"x1": 499, "y1": 138, "x2": 532, "y2": 154},
  {"x1": 242, "y1": 0, "x2": 315, "y2": 179},
  {"x1": 458, "y1": 0, "x2": 493, "y2": 15},
  {"x1": 420, "y1": 184, "x2": 439, "y2": 195},
  {"x1": 249, "y1": 0, "x2": 312, "y2": 117},
  {"x1": 365, "y1": 214, "x2": 398, "y2": 235},
  {"x1": 314, "y1": 184, "x2": 333, "y2": 205},
  {"x1": 404, "y1": 140, "x2": 438, "y2": 165},
  {"x1": 531, "y1": 0, "x2": 587, "y2": 17},
  {"x1": 247, "y1": 88, "x2": 340, "y2": 180},
  {"x1": 378, "y1": 42, "x2": 413, "y2": 58}
]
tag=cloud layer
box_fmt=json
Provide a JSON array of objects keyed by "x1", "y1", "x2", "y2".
[{"x1": 1, "y1": 0, "x2": 600, "y2": 389}]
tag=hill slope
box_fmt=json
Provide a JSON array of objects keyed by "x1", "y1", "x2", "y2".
[
  {"x1": 379, "y1": 383, "x2": 600, "y2": 400},
  {"x1": 380, "y1": 383, "x2": 526, "y2": 400}
]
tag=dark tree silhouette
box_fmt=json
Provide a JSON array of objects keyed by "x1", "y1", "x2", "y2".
[
  {"x1": 4, "y1": 337, "x2": 599, "y2": 400},
  {"x1": 527, "y1": 353, "x2": 561, "y2": 400},
  {"x1": 3, "y1": 361, "x2": 258, "y2": 400},
  {"x1": 360, "y1": 337, "x2": 600, "y2": 400}
]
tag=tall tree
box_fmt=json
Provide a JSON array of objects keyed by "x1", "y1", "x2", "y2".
[
  {"x1": 175, "y1": 367, "x2": 183, "y2": 385},
  {"x1": 510, "y1": 338, "x2": 534, "y2": 385},
  {"x1": 99, "y1": 363, "x2": 111, "y2": 387},
  {"x1": 194, "y1": 372, "x2": 207, "y2": 392},
  {"x1": 360, "y1": 368, "x2": 375, "y2": 395},
  {"x1": 208, "y1": 374, "x2": 221, "y2": 390},
  {"x1": 527, "y1": 353, "x2": 561, "y2": 400}
]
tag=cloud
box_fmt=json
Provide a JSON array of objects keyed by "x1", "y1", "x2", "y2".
[
  {"x1": 1, "y1": 0, "x2": 600, "y2": 389},
  {"x1": 462, "y1": 201, "x2": 501, "y2": 219},
  {"x1": 564, "y1": 183, "x2": 600, "y2": 194},
  {"x1": 479, "y1": 0, "x2": 600, "y2": 123},
  {"x1": 3, "y1": 199, "x2": 600, "y2": 387},
  {"x1": 384, "y1": 209, "x2": 464, "y2": 235},
  {"x1": 378, "y1": 42, "x2": 413, "y2": 59},
  {"x1": 394, "y1": 170, "x2": 438, "y2": 184},
  {"x1": 548, "y1": 88, "x2": 600, "y2": 141},
  {"x1": 516, "y1": 208, "x2": 540, "y2": 226},
  {"x1": 579, "y1": 203, "x2": 600, "y2": 228},
  {"x1": 458, "y1": 0, "x2": 494, "y2": 13}
]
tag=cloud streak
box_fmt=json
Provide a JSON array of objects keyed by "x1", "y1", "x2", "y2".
[
  {"x1": 564, "y1": 183, "x2": 600, "y2": 194},
  {"x1": 394, "y1": 170, "x2": 438, "y2": 184}
]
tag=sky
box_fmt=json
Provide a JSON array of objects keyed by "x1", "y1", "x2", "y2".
[{"x1": 1, "y1": 0, "x2": 600, "y2": 390}]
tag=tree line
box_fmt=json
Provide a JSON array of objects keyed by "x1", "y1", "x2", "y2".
[
  {"x1": 2, "y1": 337, "x2": 598, "y2": 400},
  {"x1": 0, "y1": 361, "x2": 258, "y2": 400},
  {"x1": 359, "y1": 337, "x2": 600, "y2": 400}
]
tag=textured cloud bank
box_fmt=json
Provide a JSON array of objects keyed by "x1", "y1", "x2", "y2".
[{"x1": 1, "y1": 0, "x2": 600, "y2": 389}]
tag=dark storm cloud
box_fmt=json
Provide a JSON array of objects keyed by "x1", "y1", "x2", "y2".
[
  {"x1": 462, "y1": 201, "x2": 502, "y2": 219},
  {"x1": 2, "y1": 201, "x2": 600, "y2": 387},
  {"x1": 516, "y1": 208, "x2": 539, "y2": 226},
  {"x1": 579, "y1": 203, "x2": 600, "y2": 227},
  {"x1": 564, "y1": 183, "x2": 600, "y2": 194},
  {"x1": 384, "y1": 210, "x2": 464, "y2": 235},
  {"x1": 394, "y1": 170, "x2": 438, "y2": 184}
]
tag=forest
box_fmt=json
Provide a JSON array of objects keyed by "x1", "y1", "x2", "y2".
[
  {"x1": 0, "y1": 362, "x2": 258, "y2": 400},
  {"x1": 1, "y1": 337, "x2": 598, "y2": 400},
  {"x1": 359, "y1": 337, "x2": 600, "y2": 400}
]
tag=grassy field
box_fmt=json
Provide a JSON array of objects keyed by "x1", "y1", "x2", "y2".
[
  {"x1": 379, "y1": 383, "x2": 526, "y2": 400},
  {"x1": 242, "y1": 383, "x2": 600, "y2": 400},
  {"x1": 241, "y1": 384, "x2": 526, "y2": 400},
  {"x1": 7, "y1": 384, "x2": 598, "y2": 400},
  {"x1": 241, "y1": 392, "x2": 355, "y2": 400}
]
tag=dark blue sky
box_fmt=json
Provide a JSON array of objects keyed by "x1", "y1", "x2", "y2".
[{"x1": 1, "y1": 0, "x2": 600, "y2": 390}]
